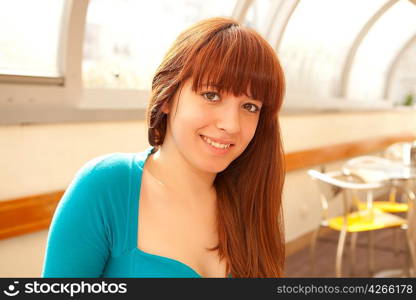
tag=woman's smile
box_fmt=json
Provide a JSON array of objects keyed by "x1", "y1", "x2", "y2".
[{"x1": 200, "y1": 134, "x2": 234, "y2": 155}]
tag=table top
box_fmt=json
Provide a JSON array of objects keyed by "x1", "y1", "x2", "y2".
[{"x1": 342, "y1": 156, "x2": 416, "y2": 182}]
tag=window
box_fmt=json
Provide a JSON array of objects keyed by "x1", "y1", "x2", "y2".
[
  {"x1": 278, "y1": 0, "x2": 390, "y2": 99},
  {"x1": 0, "y1": 0, "x2": 65, "y2": 77},
  {"x1": 388, "y1": 40, "x2": 416, "y2": 104},
  {"x1": 347, "y1": 0, "x2": 416, "y2": 102},
  {"x1": 82, "y1": 0, "x2": 237, "y2": 90}
]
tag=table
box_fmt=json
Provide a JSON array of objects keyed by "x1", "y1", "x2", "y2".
[
  {"x1": 342, "y1": 156, "x2": 416, "y2": 277},
  {"x1": 342, "y1": 156, "x2": 416, "y2": 183}
]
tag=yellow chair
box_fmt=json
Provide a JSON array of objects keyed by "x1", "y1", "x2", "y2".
[{"x1": 308, "y1": 169, "x2": 406, "y2": 277}]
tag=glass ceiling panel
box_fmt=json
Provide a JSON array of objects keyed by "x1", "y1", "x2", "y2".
[
  {"x1": 243, "y1": 0, "x2": 276, "y2": 37},
  {"x1": 347, "y1": 0, "x2": 416, "y2": 102},
  {"x1": 83, "y1": 0, "x2": 237, "y2": 90},
  {"x1": 278, "y1": 0, "x2": 389, "y2": 98},
  {"x1": 389, "y1": 40, "x2": 416, "y2": 105},
  {"x1": 0, "y1": 0, "x2": 65, "y2": 77}
]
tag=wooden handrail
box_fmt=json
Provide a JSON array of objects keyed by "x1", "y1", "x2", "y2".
[
  {"x1": 285, "y1": 134, "x2": 415, "y2": 171},
  {"x1": 0, "y1": 191, "x2": 64, "y2": 240}
]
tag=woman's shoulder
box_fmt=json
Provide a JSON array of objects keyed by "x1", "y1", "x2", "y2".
[
  {"x1": 60, "y1": 148, "x2": 151, "y2": 212},
  {"x1": 76, "y1": 147, "x2": 152, "y2": 181},
  {"x1": 76, "y1": 153, "x2": 134, "y2": 181}
]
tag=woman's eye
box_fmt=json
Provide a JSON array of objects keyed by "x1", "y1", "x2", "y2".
[
  {"x1": 243, "y1": 103, "x2": 260, "y2": 113},
  {"x1": 202, "y1": 92, "x2": 220, "y2": 102}
]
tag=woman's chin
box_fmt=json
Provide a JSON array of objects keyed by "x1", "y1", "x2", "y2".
[{"x1": 195, "y1": 159, "x2": 230, "y2": 174}]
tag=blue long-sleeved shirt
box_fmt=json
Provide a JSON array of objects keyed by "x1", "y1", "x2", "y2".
[{"x1": 42, "y1": 147, "x2": 209, "y2": 278}]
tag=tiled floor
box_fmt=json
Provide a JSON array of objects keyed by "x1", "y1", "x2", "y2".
[{"x1": 284, "y1": 227, "x2": 412, "y2": 277}]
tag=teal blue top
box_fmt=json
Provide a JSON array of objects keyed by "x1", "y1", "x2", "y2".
[{"x1": 42, "y1": 147, "x2": 228, "y2": 278}]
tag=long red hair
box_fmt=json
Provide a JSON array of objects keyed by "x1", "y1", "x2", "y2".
[{"x1": 146, "y1": 17, "x2": 286, "y2": 277}]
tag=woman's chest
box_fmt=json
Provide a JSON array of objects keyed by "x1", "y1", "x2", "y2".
[{"x1": 137, "y1": 174, "x2": 227, "y2": 277}]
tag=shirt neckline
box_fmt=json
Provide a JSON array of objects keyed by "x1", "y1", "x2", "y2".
[{"x1": 132, "y1": 147, "x2": 204, "y2": 278}]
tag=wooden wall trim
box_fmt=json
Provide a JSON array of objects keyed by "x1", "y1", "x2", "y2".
[
  {"x1": 0, "y1": 191, "x2": 64, "y2": 240},
  {"x1": 285, "y1": 134, "x2": 415, "y2": 171},
  {"x1": 1, "y1": 134, "x2": 414, "y2": 240}
]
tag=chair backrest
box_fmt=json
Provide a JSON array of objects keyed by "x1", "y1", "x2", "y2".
[
  {"x1": 344, "y1": 155, "x2": 393, "y2": 168},
  {"x1": 308, "y1": 169, "x2": 386, "y2": 191},
  {"x1": 307, "y1": 169, "x2": 387, "y2": 221},
  {"x1": 342, "y1": 155, "x2": 402, "y2": 183},
  {"x1": 308, "y1": 170, "x2": 344, "y2": 202},
  {"x1": 384, "y1": 142, "x2": 412, "y2": 162}
]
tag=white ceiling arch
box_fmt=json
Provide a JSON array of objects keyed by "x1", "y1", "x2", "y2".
[
  {"x1": 346, "y1": 0, "x2": 416, "y2": 102},
  {"x1": 340, "y1": 0, "x2": 398, "y2": 98}
]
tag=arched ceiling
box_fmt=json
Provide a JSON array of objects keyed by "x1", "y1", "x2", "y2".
[
  {"x1": 243, "y1": 0, "x2": 416, "y2": 107},
  {"x1": 0, "y1": 0, "x2": 415, "y2": 113}
]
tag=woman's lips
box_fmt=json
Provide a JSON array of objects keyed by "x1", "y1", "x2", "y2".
[
  {"x1": 200, "y1": 135, "x2": 235, "y2": 146},
  {"x1": 200, "y1": 135, "x2": 234, "y2": 155}
]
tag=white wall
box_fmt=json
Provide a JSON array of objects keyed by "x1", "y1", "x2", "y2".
[
  {"x1": 1, "y1": 110, "x2": 416, "y2": 277},
  {"x1": 0, "y1": 121, "x2": 148, "y2": 200}
]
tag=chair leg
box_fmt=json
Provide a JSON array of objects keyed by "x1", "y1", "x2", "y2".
[
  {"x1": 389, "y1": 186, "x2": 403, "y2": 258},
  {"x1": 349, "y1": 232, "x2": 358, "y2": 276},
  {"x1": 393, "y1": 227, "x2": 400, "y2": 257},
  {"x1": 310, "y1": 226, "x2": 321, "y2": 275},
  {"x1": 404, "y1": 241, "x2": 411, "y2": 277},
  {"x1": 368, "y1": 231, "x2": 375, "y2": 276},
  {"x1": 406, "y1": 190, "x2": 416, "y2": 277},
  {"x1": 336, "y1": 229, "x2": 348, "y2": 277},
  {"x1": 407, "y1": 230, "x2": 416, "y2": 277}
]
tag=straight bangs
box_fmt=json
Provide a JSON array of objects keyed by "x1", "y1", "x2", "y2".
[{"x1": 182, "y1": 25, "x2": 285, "y2": 116}]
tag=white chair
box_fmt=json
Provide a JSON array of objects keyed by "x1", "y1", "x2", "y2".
[{"x1": 384, "y1": 142, "x2": 412, "y2": 162}]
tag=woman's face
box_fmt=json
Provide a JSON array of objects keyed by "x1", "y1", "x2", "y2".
[{"x1": 163, "y1": 78, "x2": 262, "y2": 173}]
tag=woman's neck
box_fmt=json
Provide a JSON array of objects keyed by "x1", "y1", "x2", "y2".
[{"x1": 144, "y1": 142, "x2": 217, "y2": 208}]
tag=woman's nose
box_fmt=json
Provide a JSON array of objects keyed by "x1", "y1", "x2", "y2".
[{"x1": 215, "y1": 100, "x2": 241, "y2": 134}]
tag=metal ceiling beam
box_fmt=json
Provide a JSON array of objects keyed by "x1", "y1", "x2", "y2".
[
  {"x1": 271, "y1": 0, "x2": 300, "y2": 51},
  {"x1": 339, "y1": 0, "x2": 399, "y2": 98},
  {"x1": 232, "y1": 0, "x2": 253, "y2": 22}
]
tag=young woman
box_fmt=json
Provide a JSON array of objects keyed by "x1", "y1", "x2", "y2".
[{"x1": 42, "y1": 17, "x2": 286, "y2": 278}]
